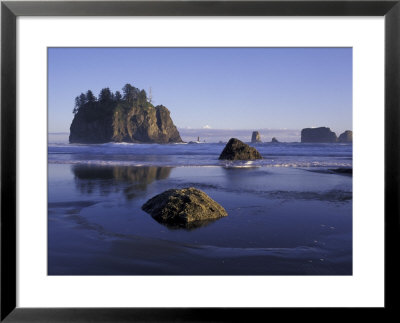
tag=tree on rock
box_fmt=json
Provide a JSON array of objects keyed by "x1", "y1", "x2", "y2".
[
  {"x1": 99, "y1": 88, "x2": 113, "y2": 103},
  {"x1": 79, "y1": 93, "x2": 87, "y2": 107},
  {"x1": 138, "y1": 89, "x2": 148, "y2": 107},
  {"x1": 114, "y1": 91, "x2": 122, "y2": 102},
  {"x1": 122, "y1": 83, "x2": 139, "y2": 103},
  {"x1": 86, "y1": 90, "x2": 96, "y2": 103},
  {"x1": 73, "y1": 96, "x2": 80, "y2": 114},
  {"x1": 148, "y1": 87, "x2": 153, "y2": 104}
]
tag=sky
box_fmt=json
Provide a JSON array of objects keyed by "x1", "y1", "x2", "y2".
[{"x1": 48, "y1": 47, "x2": 352, "y2": 135}]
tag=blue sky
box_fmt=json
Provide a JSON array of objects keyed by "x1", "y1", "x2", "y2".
[{"x1": 48, "y1": 48, "x2": 352, "y2": 134}]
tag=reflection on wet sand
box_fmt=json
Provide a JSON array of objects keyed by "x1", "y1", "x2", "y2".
[
  {"x1": 71, "y1": 165, "x2": 172, "y2": 200},
  {"x1": 152, "y1": 218, "x2": 223, "y2": 231}
]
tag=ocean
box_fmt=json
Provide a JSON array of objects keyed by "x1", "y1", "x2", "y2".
[{"x1": 48, "y1": 133, "x2": 352, "y2": 275}]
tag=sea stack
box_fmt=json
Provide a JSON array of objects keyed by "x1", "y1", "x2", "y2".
[
  {"x1": 251, "y1": 131, "x2": 262, "y2": 143},
  {"x1": 271, "y1": 137, "x2": 279, "y2": 143},
  {"x1": 69, "y1": 83, "x2": 182, "y2": 144},
  {"x1": 142, "y1": 187, "x2": 228, "y2": 229},
  {"x1": 301, "y1": 127, "x2": 337, "y2": 143},
  {"x1": 338, "y1": 130, "x2": 353, "y2": 143},
  {"x1": 219, "y1": 138, "x2": 263, "y2": 160}
]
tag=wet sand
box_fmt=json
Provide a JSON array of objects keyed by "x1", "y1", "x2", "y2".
[{"x1": 48, "y1": 164, "x2": 352, "y2": 275}]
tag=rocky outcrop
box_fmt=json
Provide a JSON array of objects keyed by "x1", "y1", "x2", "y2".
[
  {"x1": 69, "y1": 114, "x2": 114, "y2": 144},
  {"x1": 271, "y1": 137, "x2": 279, "y2": 143},
  {"x1": 301, "y1": 127, "x2": 337, "y2": 143},
  {"x1": 69, "y1": 84, "x2": 182, "y2": 144},
  {"x1": 218, "y1": 138, "x2": 262, "y2": 160},
  {"x1": 142, "y1": 187, "x2": 228, "y2": 228},
  {"x1": 251, "y1": 131, "x2": 261, "y2": 143},
  {"x1": 70, "y1": 104, "x2": 182, "y2": 144},
  {"x1": 338, "y1": 130, "x2": 352, "y2": 143},
  {"x1": 115, "y1": 104, "x2": 182, "y2": 143}
]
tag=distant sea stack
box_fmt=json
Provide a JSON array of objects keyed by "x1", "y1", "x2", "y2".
[
  {"x1": 251, "y1": 131, "x2": 262, "y2": 143},
  {"x1": 219, "y1": 138, "x2": 263, "y2": 160},
  {"x1": 271, "y1": 137, "x2": 279, "y2": 143},
  {"x1": 69, "y1": 83, "x2": 182, "y2": 144},
  {"x1": 338, "y1": 130, "x2": 353, "y2": 143},
  {"x1": 301, "y1": 127, "x2": 337, "y2": 143}
]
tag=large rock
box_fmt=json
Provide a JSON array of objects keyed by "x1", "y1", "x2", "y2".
[
  {"x1": 218, "y1": 138, "x2": 262, "y2": 160},
  {"x1": 251, "y1": 131, "x2": 261, "y2": 143},
  {"x1": 338, "y1": 130, "x2": 352, "y2": 143},
  {"x1": 69, "y1": 84, "x2": 182, "y2": 144},
  {"x1": 70, "y1": 104, "x2": 182, "y2": 144},
  {"x1": 142, "y1": 187, "x2": 228, "y2": 228},
  {"x1": 301, "y1": 127, "x2": 337, "y2": 143},
  {"x1": 271, "y1": 137, "x2": 279, "y2": 143},
  {"x1": 69, "y1": 114, "x2": 114, "y2": 144}
]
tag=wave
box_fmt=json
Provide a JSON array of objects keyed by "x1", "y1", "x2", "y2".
[
  {"x1": 48, "y1": 142, "x2": 352, "y2": 168},
  {"x1": 48, "y1": 159, "x2": 352, "y2": 168}
]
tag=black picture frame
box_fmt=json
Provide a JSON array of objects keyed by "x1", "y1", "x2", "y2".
[{"x1": 1, "y1": 0, "x2": 399, "y2": 321}]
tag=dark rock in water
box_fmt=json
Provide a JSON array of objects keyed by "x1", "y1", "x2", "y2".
[
  {"x1": 271, "y1": 137, "x2": 279, "y2": 143},
  {"x1": 301, "y1": 127, "x2": 337, "y2": 143},
  {"x1": 338, "y1": 130, "x2": 353, "y2": 143},
  {"x1": 218, "y1": 138, "x2": 263, "y2": 160},
  {"x1": 142, "y1": 187, "x2": 228, "y2": 228},
  {"x1": 251, "y1": 131, "x2": 262, "y2": 143}
]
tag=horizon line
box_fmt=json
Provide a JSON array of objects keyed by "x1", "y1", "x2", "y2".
[{"x1": 49, "y1": 127, "x2": 352, "y2": 134}]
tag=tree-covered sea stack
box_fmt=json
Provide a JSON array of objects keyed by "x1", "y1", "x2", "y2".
[{"x1": 69, "y1": 84, "x2": 182, "y2": 144}]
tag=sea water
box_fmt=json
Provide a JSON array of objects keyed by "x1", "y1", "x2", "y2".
[
  {"x1": 48, "y1": 133, "x2": 352, "y2": 275},
  {"x1": 48, "y1": 133, "x2": 352, "y2": 168}
]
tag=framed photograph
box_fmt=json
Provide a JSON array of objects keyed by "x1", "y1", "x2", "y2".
[{"x1": 1, "y1": 0, "x2": 399, "y2": 321}]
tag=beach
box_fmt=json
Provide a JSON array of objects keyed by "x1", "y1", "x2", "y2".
[{"x1": 48, "y1": 138, "x2": 352, "y2": 275}]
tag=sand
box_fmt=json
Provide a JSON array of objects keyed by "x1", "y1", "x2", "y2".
[{"x1": 48, "y1": 164, "x2": 352, "y2": 275}]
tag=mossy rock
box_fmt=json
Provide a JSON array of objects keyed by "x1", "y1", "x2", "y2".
[{"x1": 142, "y1": 187, "x2": 228, "y2": 228}]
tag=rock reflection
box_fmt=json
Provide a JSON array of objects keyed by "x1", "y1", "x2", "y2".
[
  {"x1": 71, "y1": 165, "x2": 172, "y2": 200},
  {"x1": 153, "y1": 218, "x2": 222, "y2": 231}
]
